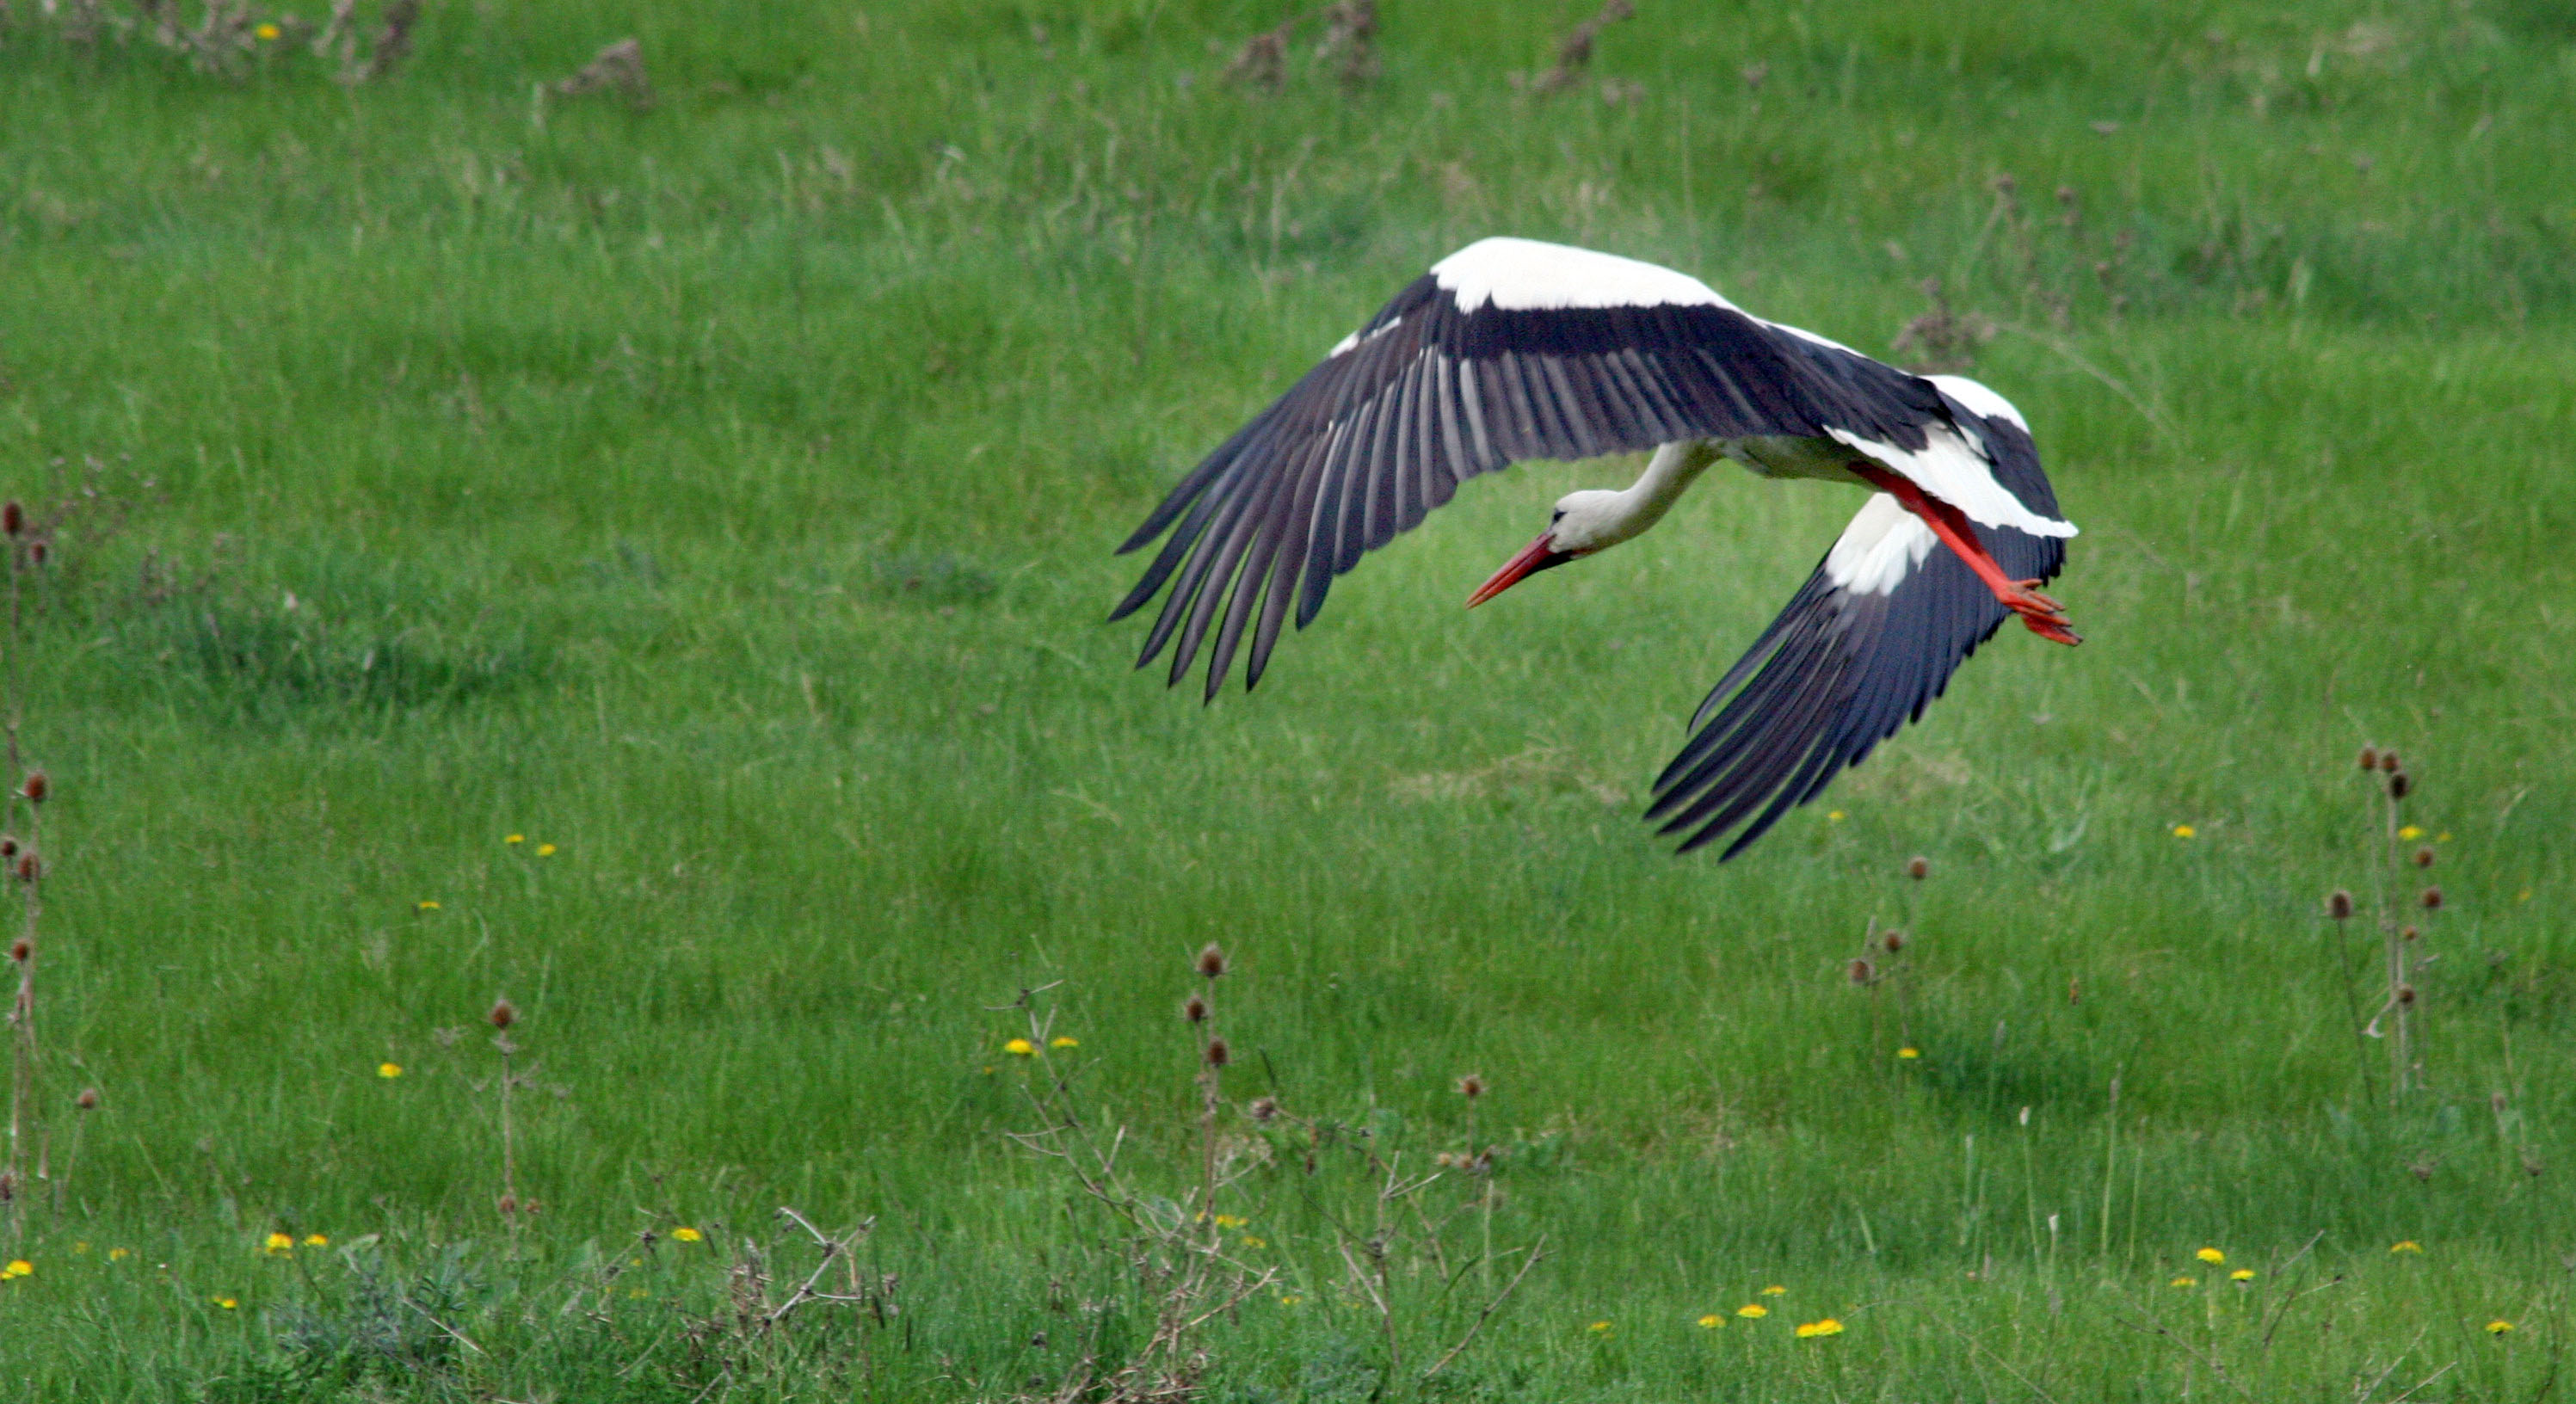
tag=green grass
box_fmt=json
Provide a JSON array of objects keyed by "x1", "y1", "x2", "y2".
[{"x1": 2, "y1": 0, "x2": 2574, "y2": 1397}]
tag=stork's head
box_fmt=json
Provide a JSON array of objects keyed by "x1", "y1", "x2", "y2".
[{"x1": 1465, "y1": 489, "x2": 1630, "y2": 607}]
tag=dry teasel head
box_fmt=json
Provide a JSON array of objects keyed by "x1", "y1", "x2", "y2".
[
  {"x1": 8, "y1": 939, "x2": 26, "y2": 964},
  {"x1": 488, "y1": 998, "x2": 518, "y2": 1030},
  {"x1": 76, "y1": 1087, "x2": 99, "y2": 1112},
  {"x1": 1248, "y1": 1096, "x2": 1280, "y2": 1123},
  {"x1": 21, "y1": 771, "x2": 45, "y2": 804},
  {"x1": 2420, "y1": 886, "x2": 2443, "y2": 910},
  {"x1": 1457, "y1": 1074, "x2": 1486, "y2": 1100},
  {"x1": 2380, "y1": 750, "x2": 2401, "y2": 773},
  {"x1": 2358, "y1": 746, "x2": 2379, "y2": 770},
  {"x1": 0, "y1": 1171, "x2": 15, "y2": 1203},
  {"x1": 2326, "y1": 890, "x2": 2354, "y2": 920},
  {"x1": 2400, "y1": 924, "x2": 2419, "y2": 942},
  {"x1": 2493, "y1": 1090, "x2": 2511, "y2": 1112},
  {"x1": 1203, "y1": 1036, "x2": 1230, "y2": 1068},
  {"x1": 1905, "y1": 855, "x2": 1930, "y2": 880},
  {"x1": 2397, "y1": 983, "x2": 2417, "y2": 1006},
  {"x1": 0, "y1": 837, "x2": 17, "y2": 859},
  {"x1": 1882, "y1": 929, "x2": 1906, "y2": 954},
  {"x1": 498, "y1": 1193, "x2": 518, "y2": 1216},
  {"x1": 1195, "y1": 943, "x2": 1229, "y2": 980},
  {"x1": 2388, "y1": 771, "x2": 2411, "y2": 800},
  {"x1": 11, "y1": 852, "x2": 36, "y2": 884},
  {"x1": 1847, "y1": 958, "x2": 1875, "y2": 985},
  {"x1": 1183, "y1": 994, "x2": 1209, "y2": 1025},
  {"x1": 2413, "y1": 847, "x2": 2435, "y2": 868},
  {"x1": 0, "y1": 502, "x2": 20, "y2": 538}
]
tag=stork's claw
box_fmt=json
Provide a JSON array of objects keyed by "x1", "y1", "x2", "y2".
[{"x1": 2005, "y1": 579, "x2": 2080, "y2": 645}]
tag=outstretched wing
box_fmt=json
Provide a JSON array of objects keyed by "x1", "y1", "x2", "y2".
[
  {"x1": 1643, "y1": 385, "x2": 2067, "y2": 859},
  {"x1": 1112, "y1": 237, "x2": 1961, "y2": 699}
]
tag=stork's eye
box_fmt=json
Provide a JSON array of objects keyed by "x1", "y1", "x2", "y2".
[{"x1": 1550, "y1": 508, "x2": 1565, "y2": 523}]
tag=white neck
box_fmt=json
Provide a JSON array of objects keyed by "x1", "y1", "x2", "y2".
[{"x1": 1607, "y1": 440, "x2": 1722, "y2": 540}]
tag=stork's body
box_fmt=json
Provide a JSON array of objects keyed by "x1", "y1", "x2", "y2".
[{"x1": 1113, "y1": 238, "x2": 2080, "y2": 858}]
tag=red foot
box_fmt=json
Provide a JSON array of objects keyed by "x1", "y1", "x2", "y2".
[
  {"x1": 1851, "y1": 465, "x2": 2083, "y2": 648},
  {"x1": 2005, "y1": 579, "x2": 2082, "y2": 646}
]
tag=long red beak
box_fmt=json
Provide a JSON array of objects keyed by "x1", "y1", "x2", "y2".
[{"x1": 1466, "y1": 533, "x2": 1572, "y2": 608}]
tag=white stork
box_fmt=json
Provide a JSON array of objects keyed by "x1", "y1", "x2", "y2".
[{"x1": 1112, "y1": 237, "x2": 2080, "y2": 858}]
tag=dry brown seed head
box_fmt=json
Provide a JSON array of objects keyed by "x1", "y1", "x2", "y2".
[
  {"x1": 2419, "y1": 886, "x2": 2443, "y2": 911},
  {"x1": 2493, "y1": 1090, "x2": 2511, "y2": 1112},
  {"x1": 1905, "y1": 855, "x2": 1930, "y2": 880},
  {"x1": 1248, "y1": 1096, "x2": 1280, "y2": 1123},
  {"x1": 1183, "y1": 994, "x2": 1209, "y2": 1025},
  {"x1": 2357, "y1": 746, "x2": 2379, "y2": 771},
  {"x1": 28, "y1": 540, "x2": 45, "y2": 567},
  {"x1": 1203, "y1": 1036, "x2": 1230, "y2": 1068},
  {"x1": 2400, "y1": 924, "x2": 2419, "y2": 942},
  {"x1": 2413, "y1": 847, "x2": 2434, "y2": 869},
  {"x1": 76, "y1": 1087, "x2": 98, "y2": 1112},
  {"x1": 0, "y1": 837, "x2": 17, "y2": 859},
  {"x1": 1847, "y1": 958, "x2": 1875, "y2": 985},
  {"x1": 0, "y1": 1171, "x2": 15, "y2": 1202},
  {"x1": 1882, "y1": 929, "x2": 1906, "y2": 954},
  {"x1": 1195, "y1": 943, "x2": 1229, "y2": 980},
  {"x1": 2380, "y1": 751, "x2": 2401, "y2": 773},
  {"x1": 498, "y1": 1193, "x2": 518, "y2": 1215},
  {"x1": 2326, "y1": 890, "x2": 2354, "y2": 920},
  {"x1": 2388, "y1": 771, "x2": 2411, "y2": 800},
  {"x1": 22, "y1": 772, "x2": 46, "y2": 804},
  {"x1": 488, "y1": 998, "x2": 517, "y2": 1030},
  {"x1": 11, "y1": 853, "x2": 35, "y2": 884},
  {"x1": 8, "y1": 939, "x2": 25, "y2": 964},
  {"x1": 1, "y1": 502, "x2": 21, "y2": 537},
  {"x1": 1457, "y1": 1074, "x2": 1486, "y2": 1100},
  {"x1": 2397, "y1": 983, "x2": 2417, "y2": 1006}
]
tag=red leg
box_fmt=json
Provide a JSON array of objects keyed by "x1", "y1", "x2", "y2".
[{"x1": 1852, "y1": 465, "x2": 2081, "y2": 646}]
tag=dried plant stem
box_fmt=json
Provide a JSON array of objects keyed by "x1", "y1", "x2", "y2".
[{"x1": 1424, "y1": 1235, "x2": 1547, "y2": 1379}]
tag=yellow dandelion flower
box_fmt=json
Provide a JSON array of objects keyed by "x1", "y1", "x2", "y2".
[
  {"x1": 2488, "y1": 1320, "x2": 2516, "y2": 1335},
  {"x1": 1587, "y1": 1320, "x2": 1612, "y2": 1334},
  {"x1": 1795, "y1": 1318, "x2": 1844, "y2": 1339},
  {"x1": 2230, "y1": 1269, "x2": 2255, "y2": 1282},
  {"x1": 506, "y1": 834, "x2": 525, "y2": 845},
  {"x1": 214, "y1": 1295, "x2": 237, "y2": 1309},
  {"x1": 672, "y1": 1226, "x2": 704, "y2": 1243},
  {"x1": 262, "y1": 1232, "x2": 294, "y2": 1255},
  {"x1": 536, "y1": 843, "x2": 558, "y2": 857},
  {"x1": 1, "y1": 1259, "x2": 28, "y2": 1278},
  {"x1": 1240, "y1": 1235, "x2": 1266, "y2": 1248},
  {"x1": 416, "y1": 900, "x2": 441, "y2": 911},
  {"x1": 1278, "y1": 1293, "x2": 1303, "y2": 1306},
  {"x1": 1761, "y1": 1284, "x2": 1787, "y2": 1295},
  {"x1": 1827, "y1": 810, "x2": 1846, "y2": 822},
  {"x1": 2398, "y1": 825, "x2": 2423, "y2": 841},
  {"x1": 2170, "y1": 1276, "x2": 2198, "y2": 1288},
  {"x1": 254, "y1": 21, "x2": 280, "y2": 39},
  {"x1": 1051, "y1": 1035, "x2": 1079, "y2": 1049},
  {"x1": 1002, "y1": 1038, "x2": 1036, "y2": 1056},
  {"x1": 108, "y1": 1247, "x2": 131, "y2": 1262},
  {"x1": 1736, "y1": 1304, "x2": 1768, "y2": 1318},
  {"x1": 302, "y1": 1235, "x2": 328, "y2": 1247},
  {"x1": 1212, "y1": 1214, "x2": 1248, "y2": 1229},
  {"x1": 2172, "y1": 824, "x2": 2196, "y2": 839},
  {"x1": 378, "y1": 1062, "x2": 403, "y2": 1079},
  {"x1": 1698, "y1": 1313, "x2": 1724, "y2": 1328},
  {"x1": 2196, "y1": 1247, "x2": 2226, "y2": 1264},
  {"x1": 2389, "y1": 1241, "x2": 2422, "y2": 1253},
  {"x1": 1897, "y1": 1047, "x2": 1921, "y2": 1060}
]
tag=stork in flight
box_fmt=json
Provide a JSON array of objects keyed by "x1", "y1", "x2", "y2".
[{"x1": 1111, "y1": 237, "x2": 2080, "y2": 858}]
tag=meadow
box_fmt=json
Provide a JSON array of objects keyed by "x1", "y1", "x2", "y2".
[{"x1": 2, "y1": 0, "x2": 2573, "y2": 1397}]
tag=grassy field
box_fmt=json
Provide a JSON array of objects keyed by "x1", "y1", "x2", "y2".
[{"x1": 3, "y1": 0, "x2": 2574, "y2": 1397}]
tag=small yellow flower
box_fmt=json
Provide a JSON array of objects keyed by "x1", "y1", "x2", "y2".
[
  {"x1": 2230, "y1": 1269, "x2": 2255, "y2": 1282},
  {"x1": 2172, "y1": 824, "x2": 2196, "y2": 839},
  {"x1": 1002, "y1": 1038, "x2": 1036, "y2": 1057},
  {"x1": 416, "y1": 900, "x2": 441, "y2": 912},
  {"x1": 1587, "y1": 1320, "x2": 1612, "y2": 1334},
  {"x1": 72, "y1": 1241, "x2": 89, "y2": 1254},
  {"x1": 1, "y1": 1259, "x2": 29, "y2": 1279},
  {"x1": 629, "y1": 1287, "x2": 649, "y2": 1299},
  {"x1": 1795, "y1": 1318, "x2": 1844, "y2": 1339},
  {"x1": 1827, "y1": 810, "x2": 1846, "y2": 822},
  {"x1": 1736, "y1": 1303, "x2": 1768, "y2": 1318},
  {"x1": 1698, "y1": 1313, "x2": 1724, "y2": 1328},
  {"x1": 1240, "y1": 1235, "x2": 1266, "y2": 1248},
  {"x1": 2436, "y1": 832, "x2": 2451, "y2": 843},
  {"x1": 1212, "y1": 1214, "x2": 1248, "y2": 1229},
  {"x1": 536, "y1": 843, "x2": 558, "y2": 857},
  {"x1": 378, "y1": 1062, "x2": 404, "y2": 1079},
  {"x1": 2398, "y1": 825, "x2": 2423, "y2": 841},
  {"x1": 254, "y1": 21, "x2": 280, "y2": 39},
  {"x1": 2488, "y1": 1320, "x2": 2516, "y2": 1335},
  {"x1": 1278, "y1": 1294, "x2": 1303, "y2": 1306},
  {"x1": 2197, "y1": 1247, "x2": 2226, "y2": 1265},
  {"x1": 2171, "y1": 1277, "x2": 2198, "y2": 1289},
  {"x1": 213, "y1": 1295, "x2": 237, "y2": 1309},
  {"x1": 302, "y1": 1235, "x2": 328, "y2": 1247},
  {"x1": 1761, "y1": 1284, "x2": 1787, "y2": 1295},
  {"x1": 1051, "y1": 1035, "x2": 1079, "y2": 1049},
  {"x1": 672, "y1": 1226, "x2": 704, "y2": 1243},
  {"x1": 2390, "y1": 1241, "x2": 2422, "y2": 1253},
  {"x1": 1897, "y1": 1047, "x2": 1921, "y2": 1060},
  {"x1": 262, "y1": 1232, "x2": 294, "y2": 1255},
  {"x1": 108, "y1": 1247, "x2": 131, "y2": 1262},
  {"x1": 506, "y1": 834, "x2": 525, "y2": 845}
]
